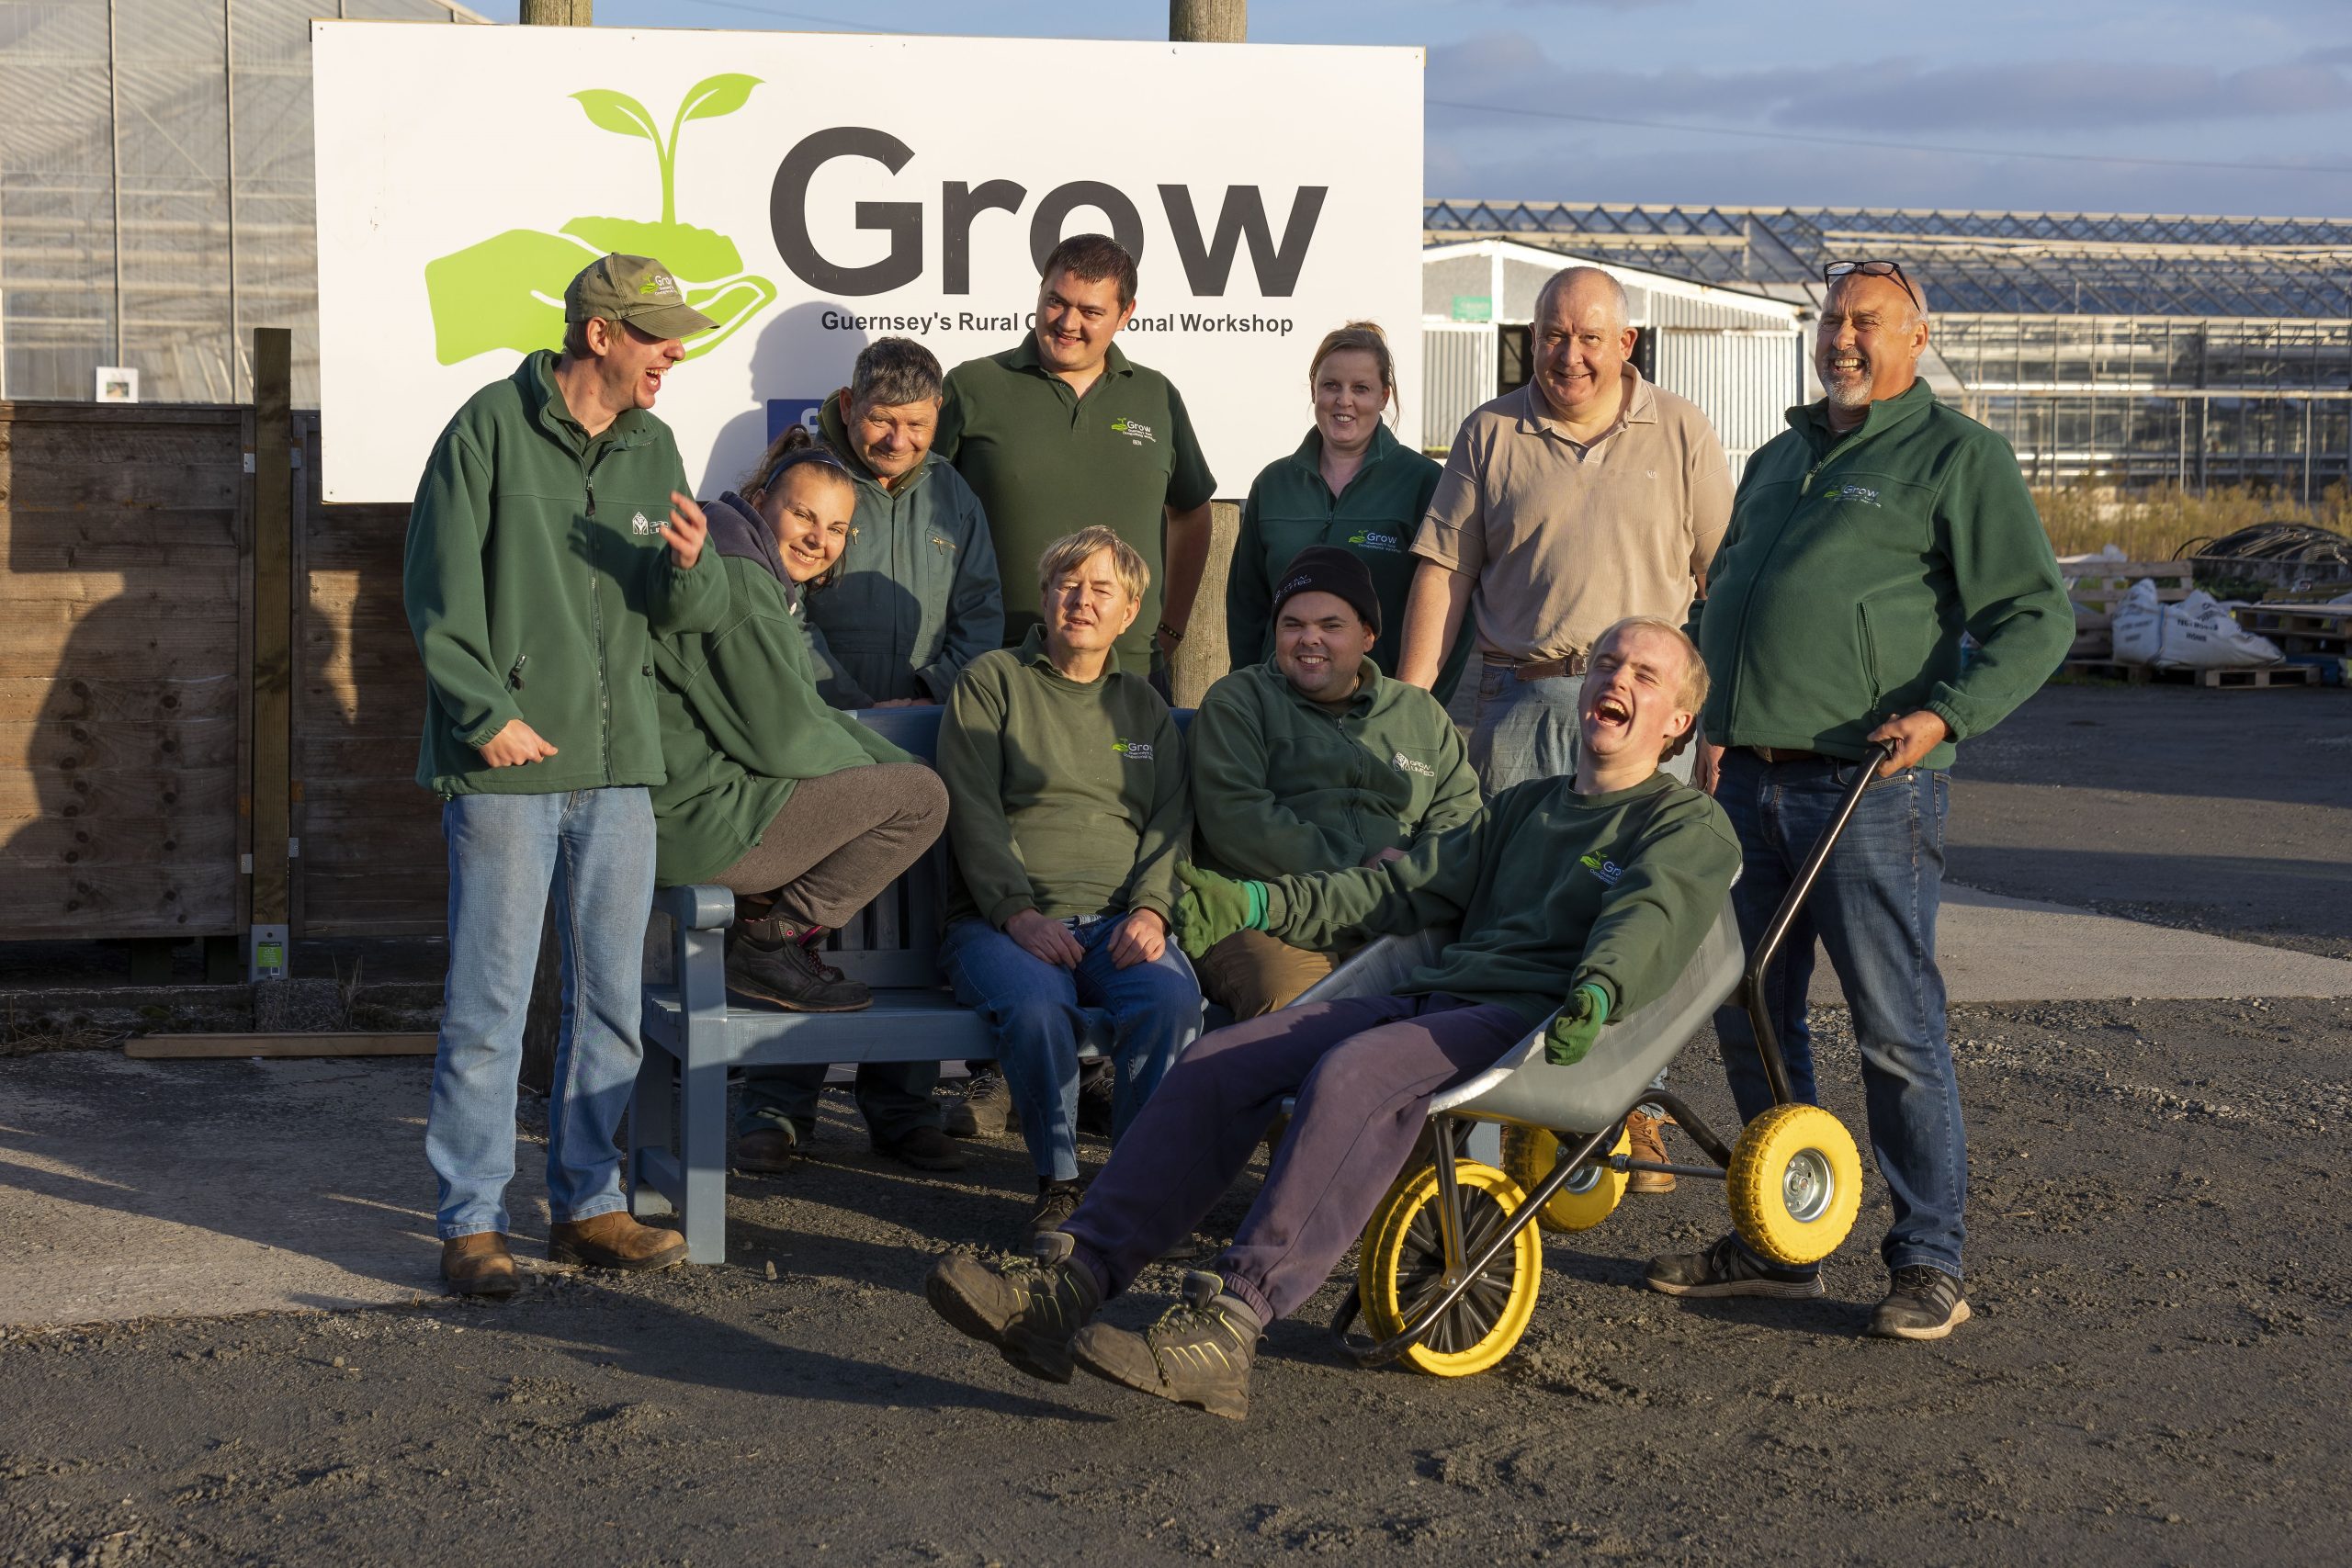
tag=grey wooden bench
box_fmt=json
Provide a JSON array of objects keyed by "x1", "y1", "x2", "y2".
[{"x1": 629, "y1": 705, "x2": 1201, "y2": 1263}]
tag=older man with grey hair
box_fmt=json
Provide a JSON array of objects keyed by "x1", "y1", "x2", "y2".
[
  {"x1": 1395, "y1": 264, "x2": 1734, "y2": 1187},
  {"x1": 1398, "y1": 265, "x2": 1732, "y2": 795},
  {"x1": 804, "y1": 335, "x2": 1004, "y2": 709}
]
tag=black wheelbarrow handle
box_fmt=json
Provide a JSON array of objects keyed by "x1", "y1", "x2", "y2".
[{"x1": 1742, "y1": 739, "x2": 1898, "y2": 1106}]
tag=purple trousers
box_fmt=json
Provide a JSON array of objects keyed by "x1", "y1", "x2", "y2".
[{"x1": 1059, "y1": 993, "x2": 1528, "y2": 1325}]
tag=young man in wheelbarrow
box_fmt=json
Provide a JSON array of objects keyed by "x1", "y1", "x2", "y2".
[{"x1": 925, "y1": 615, "x2": 1740, "y2": 1417}]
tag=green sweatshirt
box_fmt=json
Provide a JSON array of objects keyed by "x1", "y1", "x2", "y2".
[
  {"x1": 938, "y1": 628, "x2": 1191, "y2": 926},
  {"x1": 649, "y1": 548, "x2": 911, "y2": 888},
  {"x1": 1191, "y1": 658, "x2": 1480, "y2": 887},
  {"x1": 1262, "y1": 772, "x2": 1741, "y2": 1027},
  {"x1": 1691, "y1": 383, "x2": 2071, "y2": 770},
  {"x1": 1226, "y1": 425, "x2": 1472, "y2": 700},
  {"x1": 404, "y1": 350, "x2": 729, "y2": 795}
]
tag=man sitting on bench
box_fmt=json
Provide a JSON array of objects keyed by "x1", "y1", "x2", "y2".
[
  {"x1": 1188, "y1": 547, "x2": 1480, "y2": 1020},
  {"x1": 935, "y1": 526, "x2": 1203, "y2": 1241},
  {"x1": 926, "y1": 616, "x2": 1739, "y2": 1418}
]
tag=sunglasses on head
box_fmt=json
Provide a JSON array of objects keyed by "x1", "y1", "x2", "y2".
[{"x1": 1824, "y1": 258, "x2": 1923, "y2": 311}]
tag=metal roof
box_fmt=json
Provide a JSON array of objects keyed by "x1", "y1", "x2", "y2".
[{"x1": 1423, "y1": 202, "x2": 2352, "y2": 319}]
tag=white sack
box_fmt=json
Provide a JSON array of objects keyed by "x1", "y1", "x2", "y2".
[{"x1": 2109, "y1": 579, "x2": 2282, "y2": 669}]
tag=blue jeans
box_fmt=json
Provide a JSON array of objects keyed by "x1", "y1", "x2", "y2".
[
  {"x1": 426, "y1": 787, "x2": 655, "y2": 1240},
  {"x1": 1464, "y1": 663, "x2": 1692, "y2": 795},
  {"x1": 1711, "y1": 750, "x2": 1963, "y2": 1279},
  {"x1": 939, "y1": 915, "x2": 1203, "y2": 1182}
]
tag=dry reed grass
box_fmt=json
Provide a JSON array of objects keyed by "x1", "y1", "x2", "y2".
[{"x1": 2034, "y1": 483, "x2": 2352, "y2": 562}]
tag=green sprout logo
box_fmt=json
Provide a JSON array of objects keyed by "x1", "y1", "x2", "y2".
[{"x1": 423, "y1": 74, "x2": 776, "y2": 366}]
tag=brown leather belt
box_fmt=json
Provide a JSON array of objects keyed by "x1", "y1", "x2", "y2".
[
  {"x1": 1484, "y1": 651, "x2": 1589, "y2": 682},
  {"x1": 1748, "y1": 745, "x2": 1828, "y2": 764}
]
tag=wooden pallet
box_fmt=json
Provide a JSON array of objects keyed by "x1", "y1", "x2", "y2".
[
  {"x1": 2193, "y1": 664, "x2": 2319, "y2": 689},
  {"x1": 2061, "y1": 660, "x2": 2154, "y2": 684},
  {"x1": 2058, "y1": 558, "x2": 2197, "y2": 615}
]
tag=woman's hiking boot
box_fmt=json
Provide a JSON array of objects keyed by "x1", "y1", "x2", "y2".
[
  {"x1": 944, "y1": 1069, "x2": 1012, "y2": 1137},
  {"x1": 726, "y1": 918, "x2": 870, "y2": 1012}
]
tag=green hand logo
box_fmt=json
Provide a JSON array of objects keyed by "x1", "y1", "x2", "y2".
[{"x1": 423, "y1": 74, "x2": 776, "y2": 366}]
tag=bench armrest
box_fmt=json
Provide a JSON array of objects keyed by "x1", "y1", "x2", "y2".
[{"x1": 657, "y1": 884, "x2": 736, "y2": 931}]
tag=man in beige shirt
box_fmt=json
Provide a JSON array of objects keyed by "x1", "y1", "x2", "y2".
[{"x1": 1397, "y1": 265, "x2": 1733, "y2": 796}]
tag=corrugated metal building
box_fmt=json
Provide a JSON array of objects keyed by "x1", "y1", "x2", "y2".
[
  {"x1": 0, "y1": 0, "x2": 485, "y2": 408},
  {"x1": 1419, "y1": 238, "x2": 1804, "y2": 478}
]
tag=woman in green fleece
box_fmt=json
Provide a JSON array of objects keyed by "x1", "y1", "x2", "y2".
[
  {"x1": 1225, "y1": 322, "x2": 1472, "y2": 701},
  {"x1": 650, "y1": 431, "x2": 961, "y2": 1174}
]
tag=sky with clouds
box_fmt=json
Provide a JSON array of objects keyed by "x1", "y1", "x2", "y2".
[{"x1": 474, "y1": 0, "x2": 2352, "y2": 217}]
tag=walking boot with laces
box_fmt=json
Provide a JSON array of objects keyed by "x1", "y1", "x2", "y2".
[
  {"x1": 726, "y1": 918, "x2": 871, "y2": 1012},
  {"x1": 1645, "y1": 1234, "x2": 1822, "y2": 1298},
  {"x1": 944, "y1": 1068, "x2": 1012, "y2": 1138},
  {"x1": 925, "y1": 1231, "x2": 1102, "y2": 1382},
  {"x1": 1068, "y1": 1269, "x2": 1262, "y2": 1420},
  {"x1": 548, "y1": 1212, "x2": 687, "y2": 1271},
  {"x1": 1623, "y1": 1109, "x2": 1677, "y2": 1194},
  {"x1": 1027, "y1": 1178, "x2": 1086, "y2": 1242},
  {"x1": 1869, "y1": 1266, "x2": 1970, "y2": 1340},
  {"x1": 441, "y1": 1234, "x2": 519, "y2": 1300}
]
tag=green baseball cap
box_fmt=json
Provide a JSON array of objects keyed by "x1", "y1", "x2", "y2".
[{"x1": 564, "y1": 253, "x2": 718, "y2": 341}]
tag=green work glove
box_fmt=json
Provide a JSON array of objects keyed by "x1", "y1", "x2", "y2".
[
  {"x1": 1172, "y1": 862, "x2": 1269, "y2": 959},
  {"x1": 1542, "y1": 983, "x2": 1612, "y2": 1066}
]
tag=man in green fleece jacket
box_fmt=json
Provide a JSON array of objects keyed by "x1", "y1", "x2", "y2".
[
  {"x1": 800, "y1": 337, "x2": 1003, "y2": 707},
  {"x1": 1650, "y1": 259, "x2": 2071, "y2": 1342},
  {"x1": 404, "y1": 254, "x2": 727, "y2": 1299},
  {"x1": 935, "y1": 526, "x2": 1201, "y2": 1240},
  {"x1": 1191, "y1": 546, "x2": 1480, "y2": 1017},
  {"x1": 928, "y1": 617, "x2": 1738, "y2": 1418}
]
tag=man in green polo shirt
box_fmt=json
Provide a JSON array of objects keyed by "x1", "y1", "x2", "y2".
[{"x1": 934, "y1": 232, "x2": 1217, "y2": 684}]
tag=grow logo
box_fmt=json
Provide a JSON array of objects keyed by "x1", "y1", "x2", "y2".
[
  {"x1": 1347, "y1": 528, "x2": 1401, "y2": 553},
  {"x1": 424, "y1": 75, "x2": 777, "y2": 367},
  {"x1": 1111, "y1": 418, "x2": 1157, "y2": 446},
  {"x1": 1577, "y1": 851, "x2": 1625, "y2": 886},
  {"x1": 1112, "y1": 738, "x2": 1156, "y2": 762}
]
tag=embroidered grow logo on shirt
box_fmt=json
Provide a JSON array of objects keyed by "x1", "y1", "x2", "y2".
[
  {"x1": 1834, "y1": 483, "x2": 1883, "y2": 507},
  {"x1": 1347, "y1": 529, "x2": 1402, "y2": 553},
  {"x1": 1111, "y1": 418, "x2": 1157, "y2": 446},
  {"x1": 1577, "y1": 851, "x2": 1625, "y2": 886},
  {"x1": 1391, "y1": 750, "x2": 1435, "y2": 778},
  {"x1": 1112, "y1": 738, "x2": 1155, "y2": 761}
]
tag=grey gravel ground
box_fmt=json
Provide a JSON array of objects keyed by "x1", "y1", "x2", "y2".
[{"x1": 5, "y1": 683, "x2": 2351, "y2": 1567}]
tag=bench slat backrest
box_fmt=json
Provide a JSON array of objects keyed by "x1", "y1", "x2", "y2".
[{"x1": 818, "y1": 703, "x2": 1192, "y2": 991}]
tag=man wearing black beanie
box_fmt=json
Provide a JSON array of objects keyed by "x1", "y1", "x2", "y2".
[{"x1": 1184, "y1": 547, "x2": 1480, "y2": 1018}]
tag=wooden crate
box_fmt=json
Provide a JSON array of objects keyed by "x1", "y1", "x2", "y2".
[
  {"x1": 0, "y1": 403, "x2": 252, "y2": 941},
  {"x1": 2193, "y1": 664, "x2": 2319, "y2": 690},
  {"x1": 2058, "y1": 557, "x2": 2196, "y2": 619}
]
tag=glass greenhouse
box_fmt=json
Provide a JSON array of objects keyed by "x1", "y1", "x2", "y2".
[
  {"x1": 0, "y1": 0, "x2": 482, "y2": 408},
  {"x1": 1425, "y1": 202, "x2": 2352, "y2": 500}
]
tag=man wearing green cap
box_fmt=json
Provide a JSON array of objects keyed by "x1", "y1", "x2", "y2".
[{"x1": 405, "y1": 253, "x2": 726, "y2": 1300}]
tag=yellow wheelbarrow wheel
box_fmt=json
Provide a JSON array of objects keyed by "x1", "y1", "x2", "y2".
[
  {"x1": 1726, "y1": 1103, "x2": 1864, "y2": 1266},
  {"x1": 1356, "y1": 1160, "x2": 1543, "y2": 1377},
  {"x1": 1498, "y1": 1124, "x2": 1630, "y2": 1234}
]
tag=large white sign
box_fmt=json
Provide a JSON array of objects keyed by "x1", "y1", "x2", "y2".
[{"x1": 312, "y1": 22, "x2": 1423, "y2": 504}]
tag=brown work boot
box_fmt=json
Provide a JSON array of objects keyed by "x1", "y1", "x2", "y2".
[
  {"x1": 441, "y1": 1234, "x2": 519, "y2": 1300},
  {"x1": 548, "y1": 1212, "x2": 688, "y2": 1271},
  {"x1": 1624, "y1": 1110, "x2": 1677, "y2": 1194},
  {"x1": 733, "y1": 1122, "x2": 801, "y2": 1174}
]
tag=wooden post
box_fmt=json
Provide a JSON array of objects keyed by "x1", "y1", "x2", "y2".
[
  {"x1": 1168, "y1": 0, "x2": 1245, "y2": 707},
  {"x1": 248, "y1": 327, "x2": 293, "y2": 981},
  {"x1": 518, "y1": 0, "x2": 592, "y2": 22}
]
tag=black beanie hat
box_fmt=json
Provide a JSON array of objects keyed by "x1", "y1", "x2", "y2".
[{"x1": 1272, "y1": 545, "x2": 1383, "y2": 633}]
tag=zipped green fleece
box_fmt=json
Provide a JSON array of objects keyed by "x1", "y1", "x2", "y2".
[
  {"x1": 1226, "y1": 425, "x2": 1471, "y2": 698},
  {"x1": 1191, "y1": 657, "x2": 1480, "y2": 882},
  {"x1": 1691, "y1": 383, "x2": 2071, "y2": 769},
  {"x1": 404, "y1": 351, "x2": 729, "y2": 795},
  {"x1": 1261, "y1": 773, "x2": 1740, "y2": 1027},
  {"x1": 649, "y1": 557, "x2": 911, "y2": 889},
  {"x1": 938, "y1": 628, "x2": 1191, "y2": 926}
]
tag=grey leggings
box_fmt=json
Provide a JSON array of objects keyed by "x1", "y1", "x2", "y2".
[{"x1": 713, "y1": 763, "x2": 948, "y2": 929}]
